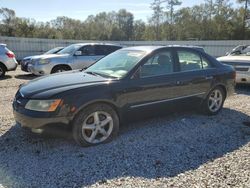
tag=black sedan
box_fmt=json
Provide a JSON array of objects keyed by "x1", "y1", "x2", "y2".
[{"x1": 13, "y1": 46, "x2": 235, "y2": 147}]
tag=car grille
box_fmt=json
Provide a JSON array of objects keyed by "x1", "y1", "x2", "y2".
[
  {"x1": 29, "y1": 59, "x2": 37, "y2": 65},
  {"x1": 235, "y1": 67, "x2": 249, "y2": 72}
]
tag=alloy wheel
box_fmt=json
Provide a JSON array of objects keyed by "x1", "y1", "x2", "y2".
[
  {"x1": 56, "y1": 69, "x2": 65, "y2": 73},
  {"x1": 208, "y1": 89, "x2": 223, "y2": 112},
  {"x1": 81, "y1": 111, "x2": 113, "y2": 144}
]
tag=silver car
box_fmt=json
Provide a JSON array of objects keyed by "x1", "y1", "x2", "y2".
[
  {"x1": 27, "y1": 43, "x2": 122, "y2": 75},
  {"x1": 0, "y1": 44, "x2": 18, "y2": 77},
  {"x1": 20, "y1": 47, "x2": 64, "y2": 72}
]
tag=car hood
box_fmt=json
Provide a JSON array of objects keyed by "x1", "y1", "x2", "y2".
[
  {"x1": 23, "y1": 54, "x2": 69, "y2": 61},
  {"x1": 19, "y1": 70, "x2": 112, "y2": 98},
  {"x1": 217, "y1": 56, "x2": 250, "y2": 66}
]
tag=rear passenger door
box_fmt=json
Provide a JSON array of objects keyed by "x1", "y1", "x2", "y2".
[{"x1": 175, "y1": 49, "x2": 215, "y2": 98}]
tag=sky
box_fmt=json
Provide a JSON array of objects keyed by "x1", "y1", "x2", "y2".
[{"x1": 0, "y1": 0, "x2": 237, "y2": 22}]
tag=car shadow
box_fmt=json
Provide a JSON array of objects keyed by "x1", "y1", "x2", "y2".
[
  {"x1": 0, "y1": 108, "x2": 249, "y2": 187},
  {"x1": 235, "y1": 84, "x2": 250, "y2": 95},
  {"x1": 15, "y1": 74, "x2": 37, "y2": 80},
  {"x1": 0, "y1": 75, "x2": 12, "y2": 80}
]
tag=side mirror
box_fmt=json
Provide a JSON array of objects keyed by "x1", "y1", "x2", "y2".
[{"x1": 74, "y1": 51, "x2": 82, "y2": 56}]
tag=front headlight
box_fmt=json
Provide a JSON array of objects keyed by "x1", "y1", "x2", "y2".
[
  {"x1": 39, "y1": 59, "x2": 50, "y2": 65},
  {"x1": 25, "y1": 99, "x2": 62, "y2": 112}
]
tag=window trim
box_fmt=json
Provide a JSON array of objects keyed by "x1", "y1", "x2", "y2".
[
  {"x1": 134, "y1": 49, "x2": 176, "y2": 79},
  {"x1": 176, "y1": 49, "x2": 213, "y2": 73}
]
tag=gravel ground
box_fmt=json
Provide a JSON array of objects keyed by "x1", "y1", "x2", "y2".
[{"x1": 0, "y1": 67, "x2": 249, "y2": 188}]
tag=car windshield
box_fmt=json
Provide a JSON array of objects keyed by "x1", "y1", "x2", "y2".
[
  {"x1": 57, "y1": 44, "x2": 81, "y2": 55},
  {"x1": 44, "y1": 47, "x2": 63, "y2": 55},
  {"x1": 86, "y1": 50, "x2": 146, "y2": 79}
]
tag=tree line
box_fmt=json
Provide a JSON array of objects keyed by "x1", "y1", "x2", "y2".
[{"x1": 0, "y1": 0, "x2": 250, "y2": 41}]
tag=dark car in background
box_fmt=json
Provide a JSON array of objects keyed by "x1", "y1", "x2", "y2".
[
  {"x1": 20, "y1": 47, "x2": 64, "y2": 72},
  {"x1": 13, "y1": 46, "x2": 235, "y2": 147}
]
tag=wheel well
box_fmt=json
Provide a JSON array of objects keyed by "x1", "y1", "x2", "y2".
[
  {"x1": 215, "y1": 84, "x2": 227, "y2": 98},
  {"x1": 0, "y1": 62, "x2": 7, "y2": 71},
  {"x1": 71, "y1": 101, "x2": 120, "y2": 126},
  {"x1": 51, "y1": 64, "x2": 72, "y2": 72}
]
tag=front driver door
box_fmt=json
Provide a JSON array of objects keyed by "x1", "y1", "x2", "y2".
[
  {"x1": 124, "y1": 49, "x2": 184, "y2": 110},
  {"x1": 72, "y1": 45, "x2": 99, "y2": 69}
]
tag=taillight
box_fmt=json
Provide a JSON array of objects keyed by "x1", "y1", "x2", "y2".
[{"x1": 6, "y1": 51, "x2": 15, "y2": 58}]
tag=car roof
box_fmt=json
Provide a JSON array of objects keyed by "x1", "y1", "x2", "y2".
[
  {"x1": 73, "y1": 43, "x2": 123, "y2": 47},
  {"x1": 121, "y1": 45, "x2": 204, "y2": 53}
]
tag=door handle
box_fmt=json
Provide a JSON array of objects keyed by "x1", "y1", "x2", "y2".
[
  {"x1": 176, "y1": 81, "x2": 181, "y2": 85},
  {"x1": 205, "y1": 76, "x2": 213, "y2": 80}
]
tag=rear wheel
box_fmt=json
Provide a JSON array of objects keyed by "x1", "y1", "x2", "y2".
[
  {"x1": 72, "y1": 103, "x2": 119, "y2": 147},
  {"x1": 202, "y1": 87, "x2": 225, "y2": 115},
  {"x1": 51, "y1": 65, "x2": 71, "y2": 74},
  {"x1": 0, "y1": 64, "x2": 6, "y2": 78}
]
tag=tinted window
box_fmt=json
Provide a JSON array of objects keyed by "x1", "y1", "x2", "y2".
[
  {"x1": 95, "y1": 45, "x2": 121, "y2": 56},
  {"x1": 107, "y1": 46, "x2": 122, "y2": 54},
  {"x1": 95, "y1": 45, "x2": 107, "y2": 55},
  {"x1": 141, "y1": 51, "x2": 174, "y2": 77},
  {"x1": 178, "y1": 51, "x2": 202, "y2": 71},
  {"x1": 80, "y1": 45, "x2": 95, "y2": 56}
]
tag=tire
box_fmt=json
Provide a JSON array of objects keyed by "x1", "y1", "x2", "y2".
[
  {"x1": 202, "y1": 86, "x2": 226, "y2": 115},
  {"x1": 72, "y1": 103, "x2": 119, "y2": 147},
  {"x1": 0, "y1": 64, "x2": 6, "y2": 78},
  {"x1": 51, "y1": 65, "x2": 71, "y2": 74}
]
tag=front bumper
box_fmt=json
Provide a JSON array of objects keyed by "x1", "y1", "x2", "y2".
[
  {"x1": 27, "y1": 63, "x2": 52, "y2": 76},
  {"x1": 20, "y1": 61, "x2": 29, "y2": 72},
  {"x1": 13, "y1": 110, "x2": 71, "y2": 129},
  {"x1": 236, "y1": 71, "x2": 250, "y2": 84}
]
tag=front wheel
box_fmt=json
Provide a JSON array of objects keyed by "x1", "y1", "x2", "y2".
[
  {"x1": 51, "y1": 65, "x2": 71, "y2": 74},
  {"x1": 202, "y1": 87, "x2": 225, "y2": 115},
  {"x1": 72, "y1": 104, "x2": 119, "y2": 147}
]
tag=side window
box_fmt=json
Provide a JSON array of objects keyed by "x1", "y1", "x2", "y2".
[
  {"x1": 202, "y1": 57, "x2": 212, "y2": 69},
  {"x1": 140, "y1": 51, "x2": 174, "y2": 78},
  {"x1": 80, "y1": 45, "x2": 95, "y2": 56},
  {"x1": 178, "y1": 50, "x2": 202, "y2": 71},
  {"x1": 107, "y1": 46, "x2": 121, "y2": 54},
  {"x1": 95, "y1": 45, "x2": 107, "y2": 56}
]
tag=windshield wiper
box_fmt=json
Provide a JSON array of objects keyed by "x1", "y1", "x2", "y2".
[
  {"x1": 85, "y1": 71, "x2": 118, "y2": 79},
  {"x1": 85, "y1": 71, "x2": 100, "y2": 76}
]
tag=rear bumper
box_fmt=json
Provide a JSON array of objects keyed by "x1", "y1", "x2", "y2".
[
  {"x1": 5, "y1": 58, "x2": 18, "y2": 71},
  {"x1": 13, "y1": 110, "x2": 71, "y2": 129},
  {"x1": 236, "y1": 72, "x2": 250, "y2": 84}
]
